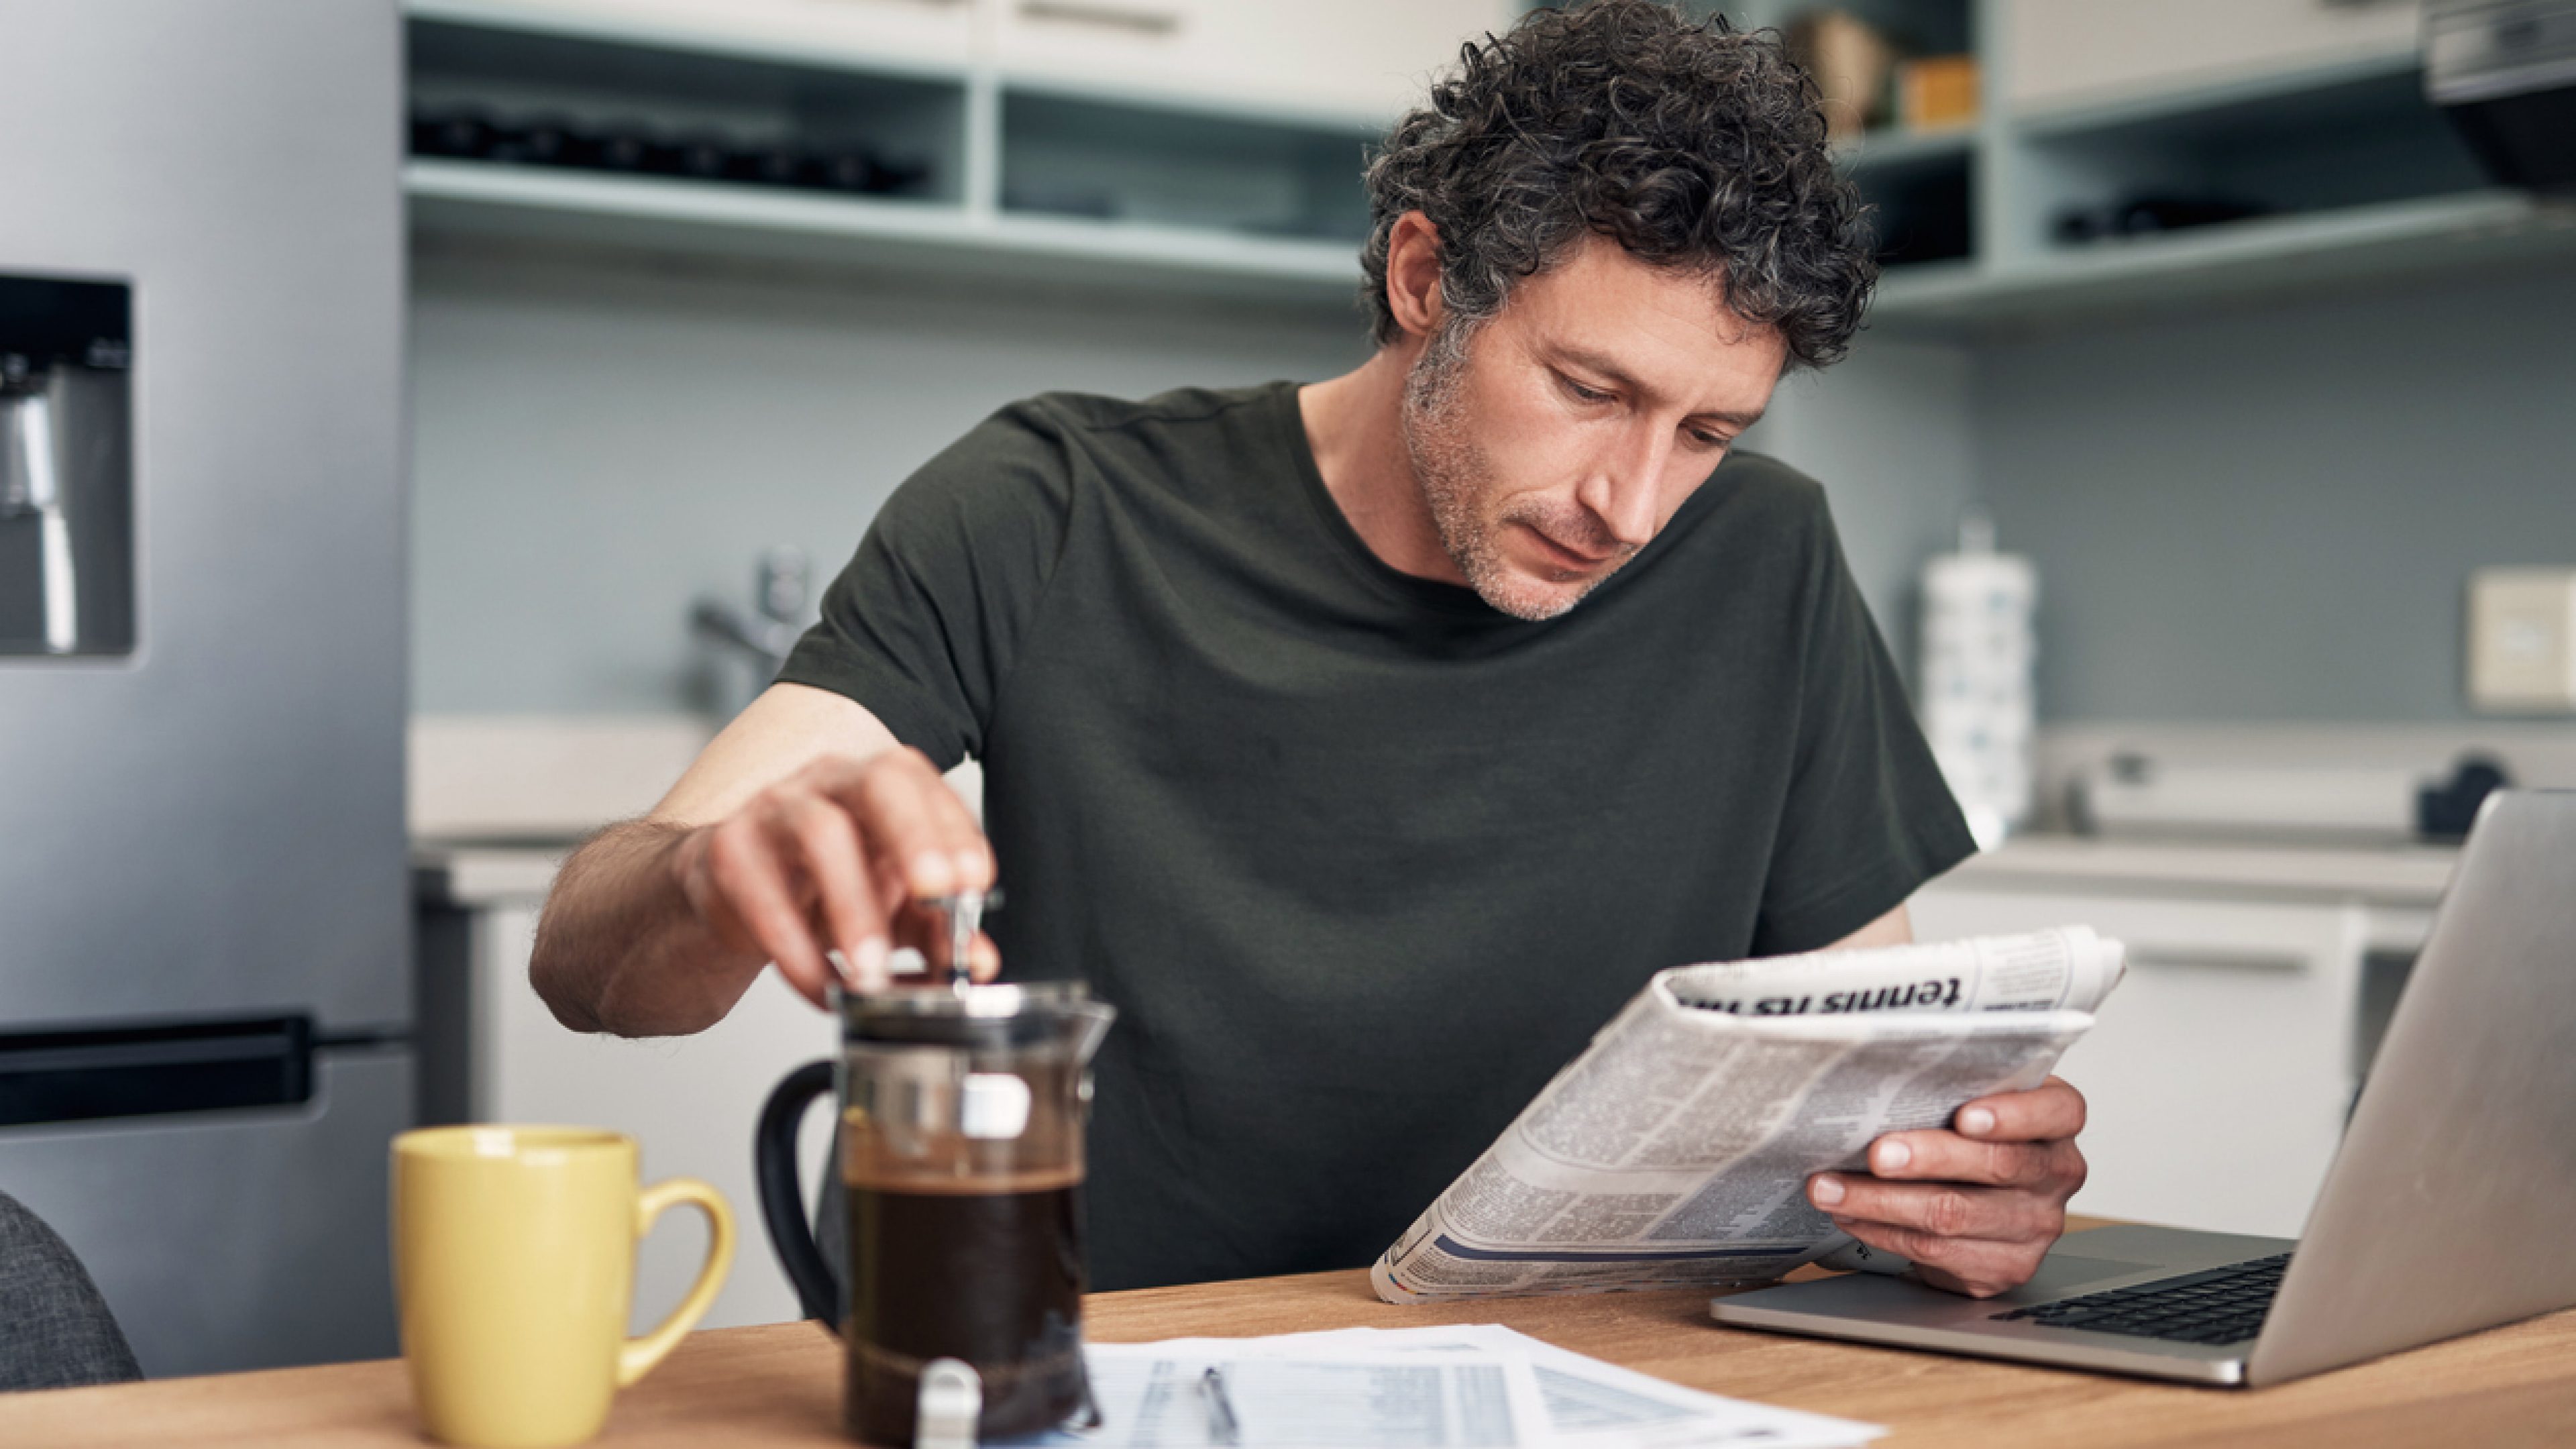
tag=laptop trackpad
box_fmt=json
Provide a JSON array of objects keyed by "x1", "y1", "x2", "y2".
[{"x1": 2008, "y1": 1253, "x2": 2161, "y2": 1301}]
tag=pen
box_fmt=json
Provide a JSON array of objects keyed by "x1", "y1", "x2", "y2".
[{"x1": 1200, "y1": 1364, "x2": 1241, "y2": 1446}]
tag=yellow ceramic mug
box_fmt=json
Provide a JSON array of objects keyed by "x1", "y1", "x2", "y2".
[{"x1": 392, "y1": 1126, "x2": 735, "y2": 1448}]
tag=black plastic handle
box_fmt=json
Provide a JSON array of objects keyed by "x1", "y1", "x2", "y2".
[
  {"x1": 756, "y1": 1059, "x2": 842, "y2": 1328},
  {"x1": 0, "y1": 1015, "x2": 313, "y2": 1127}
]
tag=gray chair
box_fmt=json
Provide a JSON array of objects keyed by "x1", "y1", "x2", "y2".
[{"x1": 1, "y1": 1190, "x2": 142, "y2": 1391}]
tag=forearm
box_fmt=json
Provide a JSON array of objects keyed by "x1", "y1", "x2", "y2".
[{"x1": 529, "y1": 820, "x2": 767, "y2": 1036}]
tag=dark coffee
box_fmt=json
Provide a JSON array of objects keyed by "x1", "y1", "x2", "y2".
[{"x1": 843, "y1": 1167, "x2": 1087, "y2": 1446}]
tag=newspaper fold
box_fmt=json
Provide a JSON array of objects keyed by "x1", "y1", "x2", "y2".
[{"x1": 1374, "y1": 927, "x2": 2125, "y2": 1303}]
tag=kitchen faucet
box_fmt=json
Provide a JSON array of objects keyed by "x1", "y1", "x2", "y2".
[{"x1": 690, "y1": 547, "x2": 810, "y2": 680}]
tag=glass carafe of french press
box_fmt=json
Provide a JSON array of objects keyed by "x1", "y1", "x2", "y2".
[{"x1": 758, "y1": 982, "x2": 1114, "y2": 1446}]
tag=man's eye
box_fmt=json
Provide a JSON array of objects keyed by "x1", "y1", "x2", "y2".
[
  {"x1": 1559, "y1": 375, "x2": 1611, "y2": 403},
  {"x1": 1686, "y1": 430, "x2": 1731, "y2": 451}
]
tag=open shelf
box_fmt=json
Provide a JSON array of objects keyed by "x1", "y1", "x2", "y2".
[
  {"x1": 1864, "y1": 161, "x2": 1976, "y2": 270},
  {"x1": 1837, "y1": 125, "x2": 1977, "y2": 176},
  {"x1": 2007, "y1": 50, "x2": 2488, "y2": 260},
  {"x1": 1000, "y1": 89, "x2": 1374, "y2": 243},
  {"x1": 405, "y1": 3, "x2": 1373, "y2": 305},
  {"x1": 1873, "y1": 189, "x2": 2576, "y2": 333},
  {"x1": 406, "y1": 160, "x2": 1361, "y2": 303}
]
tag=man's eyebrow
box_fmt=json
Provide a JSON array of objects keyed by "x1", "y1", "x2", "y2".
[{"x1": 1549, "y1": 345, "x2": 1766, "y2": 429}]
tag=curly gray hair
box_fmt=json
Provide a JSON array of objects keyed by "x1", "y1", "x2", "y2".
[{"x1": 1360, "y1": 0, "x2": 1877, "y2": 370}]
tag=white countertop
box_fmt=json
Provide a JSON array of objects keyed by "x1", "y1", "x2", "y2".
[
  {"x1": 408, "y1": 716, "x2": 2525, "y2": 916},
  {"x1": 413, "y1": 842, "x2": 574, "y2": 905},
  {"x1": 417, "y1": 832, "x2": 2464, "y2": 916},
  {"x1": 1955, "y1": 833, "x2": 2459, "y2": 906}
]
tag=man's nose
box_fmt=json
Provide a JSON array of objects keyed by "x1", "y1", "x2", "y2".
[{"x1": 1575, "y1": 429, "x2": 1669, "y2": 549}]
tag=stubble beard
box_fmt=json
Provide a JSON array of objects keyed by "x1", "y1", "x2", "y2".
[{"x1": 1399, "y1": 323, "x2": 1633, "y2": 623}]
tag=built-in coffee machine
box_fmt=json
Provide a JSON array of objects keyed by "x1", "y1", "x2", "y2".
[{"x1": 1, "y1": 275, "x2": 133, "y2": 656}]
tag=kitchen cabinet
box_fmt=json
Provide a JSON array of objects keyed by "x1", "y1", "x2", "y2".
[
  {"x1": 1781, "y1": 0, "x2": 2572, "y2": 333},
  {"x1": 2004, "y1": 0, "x2": 2424, "y2": 116},
  {"x1": 439, "y1": 0, "x2": 979, "y2": 71},
  {"x1": 404, "y1": 0, "x2": 1434, "y2": 305},
  {"x1": 1911, "y1": 841, "x2": 2447, "y2": 1238},
  {"x1": 422, "y1": 0, "x2": 1517, "y2": 119},
  {"x1": 994, "y1": 0, "x2": 1516, "y2": 121},
  {"x1": 407, "y1": 0, "x2": 2576, "y2": 323},
  {"x1": 406, "y1": 749, "x2": 979, "y2": 1334},
  {"x1": 416, "y1": 851, "x2": 838, "y2": 1333}
]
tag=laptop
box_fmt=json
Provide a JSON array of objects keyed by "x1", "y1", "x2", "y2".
[{"x1": 1711, "y1": 789, "x2": 2576, "y2": 1386}]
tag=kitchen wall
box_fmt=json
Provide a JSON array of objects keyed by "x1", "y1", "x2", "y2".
[
  {"x1": 1757, "y1": 333, "x2": 1979, "y2": 678},
  {"x1": 413, "y1": 246, "x2": 2571, "y2": 731},
  {"x1": 409, "y1": 248, "x2": 1370, "y2": 716},
  {"x1": 1972, "y1": 269, "x2": 2576, "y2": 724},
  {"x1": 408, "y1": 247, "x2": 1973, "y2": 718}
]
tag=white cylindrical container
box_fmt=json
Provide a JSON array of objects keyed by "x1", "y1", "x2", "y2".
[{"x1": 1919, "y1": 515, "x2": 2038, "y2": 851}]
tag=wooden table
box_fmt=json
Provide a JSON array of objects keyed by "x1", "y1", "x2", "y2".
[{"x1": 15, "y1": 1222, "x2": 2576, "y2": 1448}]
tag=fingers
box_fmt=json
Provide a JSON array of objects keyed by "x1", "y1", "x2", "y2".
[
  {"x1": 1829, "y1": 1216, "x2": 2052, "y2": 1299},
  {"x1": 827, "y1": 749, "x2": 999, "y2": 983},
  {"x1": 890, "y1": 898, "x2": 1002, "y2": 983},
  {"x1": 767, "y1": 792, "x2": 889, "y2": 991},
  {"x1": 1951, "y1": 1075, "x2": 2087, "y2": 1142},
  {"x1": 676, "y1": 749, "x2": 1002, "y2": 1006},
  {"x1": 1860, "y1": 1129, "x2": 2088, "y2": 1194},
  {"x1": 1813, "y1": 1169, "x2": 2065, "y2": 1297},
  {"x1": 1808, "y1": 1170, "x2": 2063, "y2": 1246},
  {"x1": 1805, "y1": 1091, "x2": 2090, "y2": 1299},
  {"x1": 811, "y1": 749, "x2": 994, "y2": 905},
  {"x1": 893, "y1": 762, "x2": 1001, "y2": 983}
]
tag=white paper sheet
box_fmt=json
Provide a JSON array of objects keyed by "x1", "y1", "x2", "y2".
[
  {"x1": 1020, "y1": 1342, "x2": 1550, "y2": 1448},
  {"x1": 1016, "y1": 1327, "x2": 1880, "y2": 1449}
]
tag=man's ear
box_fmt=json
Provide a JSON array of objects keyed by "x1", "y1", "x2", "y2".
[{"x1": 1382, "y1": 211, "x2": 1446, "y2": 341}]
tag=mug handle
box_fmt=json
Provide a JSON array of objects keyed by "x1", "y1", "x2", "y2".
[
  {"x1": 756, "y1": 1059, "x2": 843, "y2": 1328},
  {"x1": 616, "y1": 1177, "x2": 735, "y2": 1388}
]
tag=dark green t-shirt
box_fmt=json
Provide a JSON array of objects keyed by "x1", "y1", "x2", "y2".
[{"x1": 780, "y1": 380, "x2": 1973, "y2": 1291}]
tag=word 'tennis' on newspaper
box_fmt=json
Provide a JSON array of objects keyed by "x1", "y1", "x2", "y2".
[{"x1": 1373, "y1": 926, "x2": 2127, "y2": 1303}]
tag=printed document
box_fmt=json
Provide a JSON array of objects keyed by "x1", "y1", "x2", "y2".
[{"x1": 1029, "y1": 1325, "x2": 1880, "y2": 1448}]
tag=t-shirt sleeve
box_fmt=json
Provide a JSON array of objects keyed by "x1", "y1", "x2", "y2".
[
  {"x1": 773, "y1": 402, "x2": 1074, "y2": 769},
  {"x1": 1750, "y1": 488, "x2": 1978, "y2": 956}
]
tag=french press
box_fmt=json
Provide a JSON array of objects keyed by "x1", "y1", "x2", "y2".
[{"x1": 758, "y1": 979, "x2": 1114, "y2": 1446}]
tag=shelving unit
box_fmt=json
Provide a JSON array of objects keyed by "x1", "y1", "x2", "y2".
[
  {"x1": 403, "y1": 1, "x2": 1377, "y2": 306},
  {"x1": 1783, "y1": 1, "x2": 2576, "y2": 335},
  {"x1": 406, "y1": 0, "x2": 2576, "y2": 330}
]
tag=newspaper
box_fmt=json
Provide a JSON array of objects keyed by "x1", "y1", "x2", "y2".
[{"x1": 1373, "y1": 927, "x2": 2125, "y2": 1303}]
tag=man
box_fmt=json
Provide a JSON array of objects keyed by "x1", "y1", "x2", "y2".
[{"x1": 531, "y1": 0, "x2": 2088, "y2": 1298}]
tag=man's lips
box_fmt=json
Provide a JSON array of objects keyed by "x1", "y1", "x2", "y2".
[{"x1": 1521, "y1": 524, "x2": 1619, "y2": 570}]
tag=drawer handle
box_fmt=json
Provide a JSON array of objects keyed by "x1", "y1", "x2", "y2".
[
  {"x1": 0, "y1": 1015, "x2": 315, "y2": 1126},
  {"x1": 1018, "y1": 0, "x2": 1181, "y2": 36}
]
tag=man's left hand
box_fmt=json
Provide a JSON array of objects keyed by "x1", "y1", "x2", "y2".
[{"x1": 1805, "y1": 1075, "x2": 2088, "y2": 1297}]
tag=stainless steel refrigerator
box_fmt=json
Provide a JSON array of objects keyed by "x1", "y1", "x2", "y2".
[{"x1": 0, "y1": 1, "x2": 409, "y2": 1376}]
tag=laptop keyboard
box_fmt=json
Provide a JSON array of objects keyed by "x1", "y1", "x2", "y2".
[{"x1": 1988, "y1": 1252, "x2": 2292, "y2": 1346}]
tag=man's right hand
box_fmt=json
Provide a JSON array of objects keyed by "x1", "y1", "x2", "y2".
[{"x1": 667, "y1": 747, "x2": 999, "y2": 1007}]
